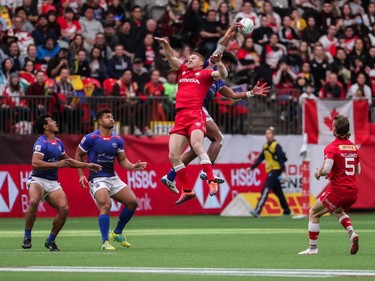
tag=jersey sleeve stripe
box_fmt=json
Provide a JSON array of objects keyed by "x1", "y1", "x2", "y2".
[
  {"x1": 33, "y1": 151, "x2": 45, "y2": 156},
  {"x1": 79, "y1": 144, "x2": 89, "y2": 153},
  {"x1": 117, "y1": 149, "x2": 124, "y2": 153}
]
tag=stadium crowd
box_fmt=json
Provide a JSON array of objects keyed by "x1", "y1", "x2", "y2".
[{"x1": 0, "y1": 0, "x2": 374, "y2": 134}]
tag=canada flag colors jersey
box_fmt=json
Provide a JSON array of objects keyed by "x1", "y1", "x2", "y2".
[
  {"x1": 175, "y1": 64, "x2": 214, "y2": 110},
  {"x1": 31, "y1": 135, "x2": 65, "y2": 181},
  {"x1": 79, "y1": 130, "x2": 125, "y2": 180},
  {"x1": 324, "y1": 138, "x2": 360, "y2": 191}
]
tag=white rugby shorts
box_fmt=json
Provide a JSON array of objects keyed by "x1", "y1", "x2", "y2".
[
  {"x1": 27, "y1": 176, "x2": 62, "y2": 200},
  {"x1": 202, "y1": 107, "x2": 214, "y2": 123},
  {"x1": 89, "y1": 176, "x2": 127, "y2": 197}
]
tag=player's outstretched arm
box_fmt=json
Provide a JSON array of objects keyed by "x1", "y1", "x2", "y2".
[
  {"x1": 215, "y1": 22, "x2": 244, "y2": 54},
  {"x1": 61, "y1": 153, "x2": 102, "y2": 171},
  {"x1": 117, "y1": 151, "x2": 147, "y2": 171},
  {"x1": 154, "y1": 37, "x2": 181, "y2": 70},
  {"x1": 219, "y1": 82, "x2": 270, "y2": 100},
  {"x1": 32, "y1": 153, "x2": 71, "y2": 170},
  {"x1": 210, "y1": 53, "x2": 228, "y2": 80},
  {"x1": 315, "y1": 159, "x2": 334, "y2": 180},
  {"x1": 75, "y1": 147, "x2": 90, "y2": 188}
]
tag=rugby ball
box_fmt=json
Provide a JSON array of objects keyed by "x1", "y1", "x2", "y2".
[{"x1": 238, "y1": 18, "x2": 255, "y2": 35}]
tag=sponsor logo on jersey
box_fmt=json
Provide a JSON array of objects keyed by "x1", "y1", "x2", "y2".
[
  {"x1": 338, "y1": 145, "x2": 357, "y2": 151},
  {"x1": 35, "y1": 145, "x2": 41, "y2": 152},
  {"x1": 81, "y1": 137, "x2": 86, "y2": 144},
  {"x1": 178, "y1": 78, "x2": 201, "y2": 84},
  {"x1": 112, "y1": 143, "x2": 118, "y2": 148},
  {"x1": 195, "y1": 72, "x2": 201, "y2": 76},
  {"x1": 182, "y1": 71, "x2": 186, "y2": 76}
]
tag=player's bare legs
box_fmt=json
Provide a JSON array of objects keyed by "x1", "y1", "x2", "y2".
[
  {"x1": 333, "y1": 208, "x2": 359, "y2": 255},
  {"x1": 94, "y1": 188, "x2": 113, "y2": 248},
  {"x1": 110, "y1": 187, "x2": 138, "y2": 248},
  {"x1": 205, "y1": 121, "x2": 223, "y2": 164},
  {"x1": 190, "y1": 129, "x2": 218, "y2": 196},
  {"x1": 23, "y1": 183, "x2": 44, "y2": 249},
  {"x1": 299, "y1": 200, "x2": 329, "y2": 255}
]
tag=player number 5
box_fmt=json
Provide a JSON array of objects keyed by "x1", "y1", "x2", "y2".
[{"x1": 345, "y1": 157, "x2": 355, "y2": 176}]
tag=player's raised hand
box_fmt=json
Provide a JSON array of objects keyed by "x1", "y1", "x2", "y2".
[
  {"x1": 79, "y1": 175, "x2": 89, "y2": 188},
  {"x1": 87, "y1": 163, "x2": 102, "y2": 172},
  {"x1": 210, "y1": 53, "x2": 222, "y2": 64},
  {"x1": 252, "y1": 81, "x2": 270, "y2": 97},
  {"x1": 132, "y1": 160, "x2": 147, "y2": 170},
  {"x1": 229, "y1": 22, "x2": 245, "y2": 33},
  {"x1": 154, "y1": 37, "x2": 169, "y2": 46},
  {"x1": 314, "y1": 168, "x2": 321, "y2": 180}
]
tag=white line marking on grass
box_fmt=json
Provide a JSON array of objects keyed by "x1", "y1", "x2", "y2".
[
  {"x1": 1, "y1": 228, "x2": 374, "y2": 238},
  {"x1": 1, "y1": 267, "x2": 375, "y2": 278}
]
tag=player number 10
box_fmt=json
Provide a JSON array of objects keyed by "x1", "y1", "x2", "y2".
[{"x1": 345, "y1": 157, "x2": 355, "y2": 176}]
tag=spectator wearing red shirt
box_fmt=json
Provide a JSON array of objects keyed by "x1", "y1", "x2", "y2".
[
  {"x1": 26, "y1": 70, "x2": 47, "y2": 119},
  {"x1": 57, "y1": 8, "x2": 82, "y2": 42},
  {"x1": 319, "y1": 72, "x2": 345, "y2": 99},
  {"x1": 236, "y1": 37, "x2": 260, "y2": 85},
  {"x1": 278, "y1": 15, "x2": 300, "y2": 48}
]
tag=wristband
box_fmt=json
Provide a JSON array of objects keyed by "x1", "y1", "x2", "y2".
[
  {"x1": 246, "y1": 91, "x2": 254, "y2": 98},
  {"x1": 214, "y1": 44, "x2": 226, "y2": 54}
]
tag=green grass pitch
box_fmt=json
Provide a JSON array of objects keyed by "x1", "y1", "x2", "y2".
[{"x1": 0, "y1": 214, "x2": 374, "y2": 281}]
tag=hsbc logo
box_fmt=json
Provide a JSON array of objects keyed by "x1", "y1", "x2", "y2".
[
  {"x1": 194, "y1": 169, "x2": 229, "y2": 209},
  {"x1": 0, "y1": 172, "x2": 19, "y2": 213}
]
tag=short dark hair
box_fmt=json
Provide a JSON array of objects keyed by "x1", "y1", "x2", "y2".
[
  {"x1": 96, "y1": 109, "x2": 112, "y2": 120},
  {"x1": 222, "y1": 51, "x2": 238, "y2": 66},
  {"x1": 35, "y1": 114, "x2": 51, "y2": 134},
  {"x1": 334, "y1": 115, "x2": 350, "y2": 139}
]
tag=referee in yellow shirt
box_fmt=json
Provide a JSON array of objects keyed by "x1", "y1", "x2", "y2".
[{"x1": 248, "y1": 127, "x2": 291, "y2": 218}]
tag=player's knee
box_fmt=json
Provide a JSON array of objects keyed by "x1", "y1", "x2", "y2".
[
  {"x1": 168, "y1": 152, "x2": 179, "y2": 163},
  {"x1": 99, "y1": 202, "x2": 111, "y2": 213},
  {"x1": 128, "y1": 200, "x2": 138, "y2": 210},
  {"x1": 28, "y1": 198, "x2": 40, "y2": 210},
  {"x1": 58, "y1": 205, "x2": 69, "y2": 217}
]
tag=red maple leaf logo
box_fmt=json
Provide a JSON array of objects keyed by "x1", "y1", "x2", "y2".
[{"x1": 323, "y1": 109, "x2": 340, "y2": 131}]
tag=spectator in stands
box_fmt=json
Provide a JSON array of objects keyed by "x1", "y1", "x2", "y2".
[
  {"x1": 257, "y1": 33, "x2": 285, "y2": 86},
  {"x1": 352, "y1": 13, "x2": 369, "y2": 37},
  {"x1": 26, "y1": 70, "x2": 47, "y2": 119},
  {"x1": 108, "y1": 0, "x2": 126, "y2": 24},
  {"x1": 217, "y1": 2, "x2": 232, "y2": 32},
  {"x1": 57, "y1": 8, "x2": 82, "y2": 43},
  {"x1": 107, "y1": 44, "x2": 131, "y2": 79},
  {"x1": 51, "y1": 67, "x2": 82, "y2": 133},
  {"x1": 296, "y1": 62, "x2": 315, "y2": 90},
  {"x1": 15, "y1": 7, "x2": 35, "y2": 34},
  {"x1": 290, "y1": 8, "x2": 306, "y2": 35},
  {"x1": 163, "y1": 69, "x2": 177, "y2": 120},
  {"x1": 145, "y1": 19, "x2": 163, "y2": 38},
  {"x1": 252, "y1": 14, "x2": 274, "y2": 45},
  {"x1": 262, "y1": 1, "x2": 281, "y2": 33},
  {"x1": 36, "y1": 36, "x2": 61, "y2": 64},
  {"x1": 31, "y1": 15, "x2": 57, "y2": 47},
  {"x1": 103, "y1": 9, "x2": 116, "y2": 27},
  {"x1": 109, "y1": 69, "x2": 140, "y2": 135},
  {"x1": 22, "y1": 60, "x2": 36, "y2": 76},
  {"x1": 2, "y1": 71, "x2": 30, "y2": 123},
  {"x1": 132, "y1": 58, "x2": 150, "y2": 94},
  {"x1": 25, "y1": 44, "x2": 38, "y2": 64},
  {"x1": 347, "y1": 72, "x2": 372, "y2": 105},
  {"x1": 80, "y1": 5, "x2": 104, "y2": 50},
  {"x1": 236, "y1": 37, "x2": 260, "y2": 85},
  {"x1": 301, "y1": 16, "x2": 322, "y2": 46},
  {"x1": 318, "y1": 1, "x2": 336, "y2": 33},
  {"x1": 341, "y1": 3, "x2": 355, "y2": 28},
  {"x1": 349, "y1": 0, "x2": 364, "y2": 15},
  {"x1": 118, "y1": 20, "x2": 136, "y2": 58},
  {"x1": 71, "y1": 49, "x2": 90, "y2": 77},
  {"x1": 310, "y1": 44, "x2": 329, "y2": 91},
  {"x1": 350, "y1": 58, "x2": 370, "y2": 86},
  {"x1": 273, "y1": 60, "x2": 298, "y2": 105},
  {"x1": 103, "y1": 23, "x2": 119, "y2": 50},
  {"x1": 362, "y1": 3, "x2": 375, "y2": 30},
  {"x1": 319, "y1": 25, "x2": 338, "y2": 56},
  {"x1": 69, "y1": 34, "x2": 85, "y2": 64},
  {"x1": 298, "y1": 40, "x2": 312, "y2": 63},
  {"x1": 199, "y1": 9, "x2": 221, "y2": 57},
  {"x1": 88, "y1": 46, "x2": 107, "y2": 82},
  {"x1": 22, "y1": 0, "x2": 40, "y2": 24},
  {"x1": 61, "y1": 0, "x2": 83, "y2": 14},
  {"x1": 129, "y1": 5, "x2": 146, "y2": 45},
  {"x1": 319, "y1": 72, "x2": 345, "y2": 99},
  {"x1": 0, "y1": 59, "x2": 15, "y2": 92},
  {"x1": 329, "y1": 47, "x2": 351, "y2": 89},
  {"x1": 299, "y1": 83, "x2": 318, "y2": 108},
  {"x1": 82, "y1": 0, "x2": 105, "y2": 22},
  {"x1": 47, "y1": 11, "x2": 61, "y2": 40},
  {"x1": 89, "y1": 32, "x2": 112, "y2": 61},
  {"x1": 6, "y1": 16, "x2": 34, "y2": 56},
  {"x1": 286, "y1": 45, "x2": 303, "y2": 74},
  {"x1": 233, "y1": 1, "x2": 258, "y2": 28},
  {"x1": 135, "y1": 34, "x2": 158, "y2": 71},
  {"x1": 349, "y1": 38, "x2": 369, "y2": 70},
  {"x1": 181, "y1": 0, "x2": 203, "y2": 46},
  {"x1": 278, "y1": 15, "x2": 300, "y2": 48},
  {"x1": 342, "y1": 26, "x2": 359, "y2": 54},
  {"x1": 47, "y1": 47, "x2": 70, "y2": 78},
  {"x1": 178, "y1": 44, "x2": 192, "y2": 64},
  {"x1": 6, "y1": 41, "x2": 25, "y2": 71}
]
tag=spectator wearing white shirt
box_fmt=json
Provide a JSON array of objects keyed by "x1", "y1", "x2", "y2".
[
  {"x1": 362, "y1": 3, "x2": 375, "y2": 30},
  {"x1": 347, "y1": 72, "x2": 372, "y2": 105}
]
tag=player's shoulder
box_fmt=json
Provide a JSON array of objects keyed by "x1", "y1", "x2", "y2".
[
  {"x1": 111, "y1": 132, "x2": 124, "y2": 141},
  {"x1": 35, "y1": 135, "x2": 47, "y2": 145},
  {"x1": 85, "y1": 130, "x2": 101, "y2": 139}
]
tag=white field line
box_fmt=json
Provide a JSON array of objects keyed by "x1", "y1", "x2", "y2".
[
  {"x1": 0, "y1": 228, "x2": 374, "y2": 238},
  {"x1": 1, "y1": 266, "x2": 375, "y2": 278}
]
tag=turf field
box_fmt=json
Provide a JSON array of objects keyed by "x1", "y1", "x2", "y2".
[{"x1": 0, "y1": 214, "x2": 374, "y2": 281}]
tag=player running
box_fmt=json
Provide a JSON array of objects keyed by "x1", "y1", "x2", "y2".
[
  {"x1": 299, "y1": 115, "x2": 360, "y2": 255},
  {"x1": 155, "y1": 36, "x2": 228, "y2": 205},
  {"x1": 161, "y1": 51, "x2": 269, "y2": 197},
  {"x1": 22, "y1": 114, "x2": 102, "y2": 251},
  {"x1": 75, "y1": 109, "x2": 147, "y2": 250}
]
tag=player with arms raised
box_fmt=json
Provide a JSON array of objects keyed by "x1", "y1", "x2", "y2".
[
  {"x1": 299, "y1": 115, "x2": 360, "y2": 255},
  {"x1": 75, "y1": 109, "x2": 147, "y2": 250},
  {"x1": 155, "y1": 36, "x2": 228, "y2": 204}
]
